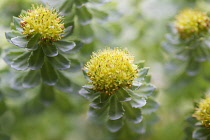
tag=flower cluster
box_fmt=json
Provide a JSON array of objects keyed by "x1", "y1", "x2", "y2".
[
  {"x1": 175, "y1": 9, "x2": 210, "y2": 39},
  {"x1": 194, "y1": 96, "x2": 210, "y2": 128},
  {"x1": 84, "y1": 48, "x2": 138, "y2": 94},
  {"x1": 19, "y1": 4, "x2": 65, "y2": 41}
]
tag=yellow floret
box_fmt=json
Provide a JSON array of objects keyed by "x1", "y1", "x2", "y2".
[
  {"x1": 84, "y1": 48, "x2": 138, "y2": 94},
  {"x1": 175, "y1": 9, "x2": 210, "y2": 39},
  {"x1": 19, "y1": 4, "x2": 65, "y2": 41},
  {"x1": 194, "y1": 96, "x2": 210, "y2": 128}
]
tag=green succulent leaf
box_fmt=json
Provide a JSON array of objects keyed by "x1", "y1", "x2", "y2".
[
  {"x1": 79, "y1": 87, "x2": 100, "y2": 101},
  {"x1": 135, "y1": 84, "x2": 156, "y2": 97},
  {"x1": 106, "y1": 118, "x2": 123, "y2": 132},
  {"x1": 11, "y1": 52, "x2": 31, "y2": 70},
  {"x1": 115, "y1": 88, "x2": 131, "y2": 102},
  {"x1": 109, "y1": 94, "x2": 124, "y2": 120},
  {"x1": 40, "y1": 84, "x2": 55, "y2": 105},
  {"x1": 186, "y1": 60, "x2": 200, "y2": 76},
  {"x1": 23, "y1": 70, "x2": 40, "y2": 88},
  {"x1": 13, "y1": 16, "x2": 22, "y2": 30},
  {"x1": 88, "y1": 105, "x2": 109, "y2": 121},
  {"x1": 27, "y1": 34, "x2": 40, "y2": 51},
  {"x1": 90, "y1": 9, "x2": 108, "y2": 23},
  {"x1": 41, "y1": 61, "x2": 58, "y2": 85},
  {"x1": 131, "y1": 81, "x2": 142, "y2": 90},
  {"x1": 136, "y1": 61, "x2": 145, "y2": 69},
  {"x1": 42, "y1": 43, "x2": 58, "y2": 57},
  {"x1": 142, "y1": 98, "x2": 159, "y2": 114},
  {"x1": 192, "y1": 127, "x2": 210, "y2": 139},
  {"x1": 62, "y1": 26, "x2": 73, "y2": 38},
  {"x1": 76, "y1": 6, "x2": 92, "y2": 25},
  {"x1": 90, "y1": 96, "x2": 106, "y2": 109},
  {"x1": 130, "y1": 97, "x2": 147, "y2": 108},
  {"x1": 47, "y1": 54, "x2": 70, "y2": 70},
  {"x1": 12, "y1": 74, "x2": 24, "y2": 89},
  {"x1": 28, "y1": 47, "x2": 44, "y2": 70},
  {"x1": 127, "y1": 121, "x2": 145, "y2": 134},
  {"x1": 75, "y1": 0, "x2": 88, "y2": 8},
  {"x1": 56, "y1": 71, "x2": 72, "y2": 92},
  {"x1": 82, "y1": 68, "x2": 91, "y2": 81},
  {"x1": 100, "y1": 92, "x2": 110, "y2": 103},
  {"x1": 77, "y1": 24, "x2": 93, "y2": 43},
  {"x1": 5, "y1": 31, "x2": 24, "y2": 43},
  {"x1": 124, "y1": 102, "x2": 143, "y2": 123},
  {"x1": 11, "y1": 36, "x2": 29, "y2": 48},
  {"x1": 137, "y1": 67, "x2": 149, "y2": 81},
  {"x1": 54, "y1": 40, "x2": 76, "y2": 52},
  {"x1": 3, "y1": 49, "x2": 24, "y2": 65}
]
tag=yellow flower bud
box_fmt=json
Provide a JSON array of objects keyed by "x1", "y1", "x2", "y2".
[
  {"x1": 175, "y1": 9, "x2": 210, "y2": 39},
  {"x1": 193, "y1": 96, "x2": 210, "y2": 128},
  {"x1": 19, "y1": 4, "x2": 65, "y2": 41},
  {"x1": 84, "y1": 48, "x2": 138, "y2": 94}
]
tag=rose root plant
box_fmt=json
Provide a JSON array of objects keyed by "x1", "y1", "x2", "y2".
[
  {"x1": 162, "y1": 8, "x2": 210, "y2": 76},
  {"x1": 185, "y1": 96, "x2": 210, "y2": 140},
  {"x1": 79, "y1": 48, "x2": 158, "y2": 133},
  {"x1": 4, "y1": 4, "x2": 81, "y2": 95}
]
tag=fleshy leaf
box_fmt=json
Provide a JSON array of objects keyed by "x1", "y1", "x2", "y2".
[
  {"x1": 135, "y1": 84, "x2": 156, "y2": 97},
  {"x1": 90, "y1": 96, "x2": 106, "y2": 109},
  {"x1": 130, "y1": 97, "x2": 147, "y2": 108},
  {"x1": 127, "y1": 121, "x2": 146, "y2": 134},
  {"x1": 3, "y1": 49, "x2": 24, "y2": 65},
  {"x1": 27, "y1": 34, "x2": 40, "y2": 51},
  {"x1": 77, "y1": 24, "x2": 93, "y2": 43},
  {"x1": 42, "y1": 43, "x2": 58, "y2": 57},
  {"x1": 62, "y1": 26, "x2": 73, "y2": 38},
  {"x1": 82, "y1": 68, "x2": 91, "y2": 81},
  {"x1": 54, "y1": 40, "x2": 76, "y2": 52},
  {"x1": 100, "y1": 92, "x2": 110, "y2": 103},
  {"x1": 41, "y1": 61, "x2": 58, "y2": 85},
  {"x1": 11, "y1": 36, "x2": 29, "y2": 48},
  {"x1": 136, "y1": 61, "x2": 145, "y2": 69},
  {"x1": 47, "y1": 54, "x2": 70, "y2": 70},
  {"x1": 11, "y1": 52, "x2": 31, "y2": 70},
  {"x1": 88, "y1": 105, "x2": 109, "y2": 121},
  {"x1": 106, "y1": 118, "x2": 123, "y2": 132},
  {"x1": 109, "y1": 94, "x2": 124, "y2": 120},
  {"x1": 28, "y1": 47, "x2": 44, "y2": 70},
  {"x1": 137, "y1": 67, "x2": 149, "y2": 80},
  {"x1": 142, "y1": 98, "x2": 159, "y2": 114},
  {"x1": 79, "y1": 88, "x2": 100, "y2": 101},
  {"x1": 13, "y1": 16, "x2": 22, "y2": 30},
  {"x1": 5, "y1": 31, "x2": 24, "y2": 43},
  {"x1": 115, "y1": 88, "x2": 131, "y2": 102},
  {"x1": 76, "y1": 6, "x2": 92, "y2": 25},
  {"x1": 124, "y1": 102, "x2": 143, "y2": 123},
  {"x1": 23, "y1": 70, "x2": 40, "y2": 88},
  {"x1": 131, "y1": 81, "x2": 142, "y2": 90},
  {"x1": 56, "y1": 71, "x2": 72, "y2": 92},
  {"x1": 75, "y1": 0, "x2": 88, "y2": 8},
  {"x1": 192, "y1": 127, "x2": 210, "y2": 139},
  {"x1": 90, "y1": 9, "x2": 108, "y2": 23}
]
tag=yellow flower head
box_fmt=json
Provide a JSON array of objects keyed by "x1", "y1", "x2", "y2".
[
  {"x1": 194, "y1": 96, "x2": 210, "y2": 128},
  {"x1": 84, "y1": 48, "x2": 138, "y2": 94},
  {"x1": 19, "y1": 4, "x2": 65, "y2": 41},
  {"x1": 175, "y1": 9, "x2": 210, "y2": 39}
]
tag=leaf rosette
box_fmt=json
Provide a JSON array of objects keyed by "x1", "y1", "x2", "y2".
[{"x1": 79, "y1": 48, "x2": 158, "y2": 132}]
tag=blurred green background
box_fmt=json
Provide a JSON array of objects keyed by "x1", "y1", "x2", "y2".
[{"x1": 1, "y1": 0, "x2": 210, "y2": 140}]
